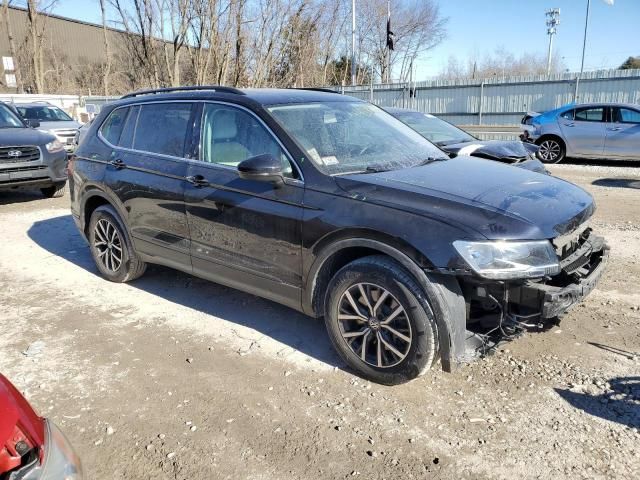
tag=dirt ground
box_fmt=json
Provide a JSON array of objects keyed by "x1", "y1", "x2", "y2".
[{"x1": 0, "y1": 162, "x2": 638, "y2": 480}]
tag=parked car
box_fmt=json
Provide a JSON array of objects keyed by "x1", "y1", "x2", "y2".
[
  {"x1": 73, "y1": 119, "x2": 93, "y2": 148},
  {"x1": 70, "y1": 86, "x2": 608, "y2": 385},
  {"x1": 387, "y1": 107, "x2": 546, "y2": 173},
  {"x1": 522, "y1": 102, "x2": 640, "y2": 163},
  {"x1": 0, "y1": 101, "x2": 68, "y2": 198},
  {"x1": 14, "y1": 102, "x2": 82, "y2": 154},
  {"x1": 0, "y1": 373, "x2": 82, "y2": 479}
]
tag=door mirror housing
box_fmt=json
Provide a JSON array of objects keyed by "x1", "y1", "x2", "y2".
[
  {"x1": 237, "y1": 154, "x2": 284, "y2": 185},
  {"x1": 25, "y1": 119, "x2": 40, "y2": 128}
]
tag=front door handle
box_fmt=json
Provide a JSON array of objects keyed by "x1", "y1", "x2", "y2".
[
  {"x1": 563, "y1": 123, "x2": 575, "y2": 127},
  {"x1": 607, "y1": 126, "x2": 621, "y2": 131},
  {"x1": 186, "y1": 174, "x2": 209, "y2": 187},
  {"x1": 109, "y1": 158, "x2": 126, "y2": 169}
]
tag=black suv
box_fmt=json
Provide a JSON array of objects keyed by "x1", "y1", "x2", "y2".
[
  {"x1": 0, "y1": 102, "x2": 68, "y2": 198},
  {"x1": 70, "y1": 86, "x2": 608, "y2": 385}
]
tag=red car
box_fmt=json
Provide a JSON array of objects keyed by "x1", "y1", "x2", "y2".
[{"x1": 0, "y1": 374, "x2": 82, "y2": 479}]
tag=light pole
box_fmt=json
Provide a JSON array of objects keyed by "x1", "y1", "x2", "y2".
[
  {"x1": 545, "y1": 8, "x2": 560, "y2": 76},
  {"x1": 574, "y1": 0, "x2": 591, "y2": 101},
  {"x1": 351, "y1": 0, "x2": 356, "y2": 85}
]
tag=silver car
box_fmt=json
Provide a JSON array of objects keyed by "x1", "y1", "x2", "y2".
[
  {"x1": 523, "y1": 102, "x2": 640, "y2": 163},
  {"x1": 14, "y1": 102, "x2": 82, "y2": 154}
]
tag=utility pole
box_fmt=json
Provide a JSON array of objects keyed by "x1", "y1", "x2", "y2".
[
  {"x1": 351, "y1": 0, "x2": 356, "y2": 85},
  {"x1": 386, "y1": 0, "x2": 392, "y2": 83},
  {"x1": 545, "y1": 8, "x2": 560, "y2": 76}
]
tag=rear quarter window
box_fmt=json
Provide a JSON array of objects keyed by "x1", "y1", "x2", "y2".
[{"x1": 100, "y1": 107, "x2": 129, "y2": 145}]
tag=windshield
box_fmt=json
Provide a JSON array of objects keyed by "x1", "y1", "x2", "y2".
[
  {"x1": 16, "y1": 105, "x2": 73, "y2": 122},
  {"x1": 394, "y1": 112, "x2": 475, "y2": 146},
  {"x1": 267, "y1": 102, "x2": 448, "y2": 175},
  {"x1": 0, "y1": 105, "x2": 25, "y2": 128}
]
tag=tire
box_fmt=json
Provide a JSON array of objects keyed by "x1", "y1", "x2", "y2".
[
  {"x1": 324, "y1": 255, "x2": 438, "y2": 385},
  {"x1": 40, "y1": 182, "x2": 66, "y2": 198},
  {"x1": 536, "y1": 137, "x2": 566, "y2": 164},
  {"x1": 88, "y1": 205, "x2": 147, "y2": 283}
]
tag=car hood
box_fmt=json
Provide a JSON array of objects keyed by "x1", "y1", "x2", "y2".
[
  {"x1": 0, "y1": 127, "x2": 56, "y2": 146},
  {"x1": 442, "y1": 139, "x2": 538, "y2": 160},
  {"x1": 335, "y1": 156, "x2": 594, "y2": 240},
  {"x1": 0, "y1": 374, "x2": 44, "y2": 458},
  {"x1": 37, "y1": 120, "x2": 81, "y2": 131}
]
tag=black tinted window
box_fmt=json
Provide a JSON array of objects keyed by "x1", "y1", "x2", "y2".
[
  {"x1": 100, "y1": 107, "x2": 129, "y2": 145},
  {"x1": 574, "y1": 107, "x2": 604, "y2": 122},
  {"x1": 133, "y1": 103, "x2": 193, "y2": 157},
  {"x1": 118, "y1": 106, "x2": 139, "y2": 148}
]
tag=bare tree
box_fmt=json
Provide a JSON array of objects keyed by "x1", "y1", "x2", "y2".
[
  {"x1": 2, "y1": 0, "x2": 24, "y2": 91},
  {"x1": 26, "y1": 0, "x2": 58, "y2": 93}
]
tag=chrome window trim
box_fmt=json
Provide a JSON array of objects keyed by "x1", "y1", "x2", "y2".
[{"x1": 97, "y1": 99, "x2": 304, "y2": 184}]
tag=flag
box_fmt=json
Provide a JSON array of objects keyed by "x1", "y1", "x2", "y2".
[{"x1": 386, "y1": 17, "x2": 394, "y2": 50}]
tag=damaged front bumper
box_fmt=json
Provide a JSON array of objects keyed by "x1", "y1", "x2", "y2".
[
  {"x1": 510, "y1": 234, "x2": 609, "y2": 319},
  {"x1": 456, "y1": 232, "x2": 609, "y2": 363}
]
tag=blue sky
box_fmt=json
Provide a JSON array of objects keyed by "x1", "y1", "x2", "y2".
[{"x1": 54, "y1": 0, "x2": 639, "y2": 79}]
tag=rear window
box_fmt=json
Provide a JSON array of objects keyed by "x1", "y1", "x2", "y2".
[
  {"x1": 100, "y1": 107, "x2": 129, "y2": 145},
  {"x1": 574, "y1": 107, "x2": 604, "y2": 122},
  {"x1": 133, "y1": 103, "x2": 193, "y2": 157}
]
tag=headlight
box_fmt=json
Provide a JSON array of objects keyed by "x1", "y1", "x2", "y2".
[
  {"x1": 45, "y1": 139, "x2": 64, "y2": 153},
  {"x1": 453, "y1": 240, "x2": 560, "y2": 280},
  {"x1": 30, "y1": 420, "x2": 83, "y2": 480}
]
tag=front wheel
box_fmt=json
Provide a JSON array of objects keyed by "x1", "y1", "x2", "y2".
[
  {"x1": 537, "y1": 137, "x2": 566, "y2": 164},
  {"x1": 324, "y1": 256, "x2": 438, "y2": 385}
]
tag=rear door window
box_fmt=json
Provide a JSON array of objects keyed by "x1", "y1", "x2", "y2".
[
  {"x1": 100, "y1": 107, "x2": 129, "y2": 145},
  {"x1": 574, "y1": 107, "x2": 604, "y2": 122},
  {"x1": 133, "y1": 103, "x2": 194, "y2": 158}
]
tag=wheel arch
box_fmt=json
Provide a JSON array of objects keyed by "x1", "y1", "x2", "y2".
[{"x1": 80, "y1": 186, "x2": 129, "y2": 240}]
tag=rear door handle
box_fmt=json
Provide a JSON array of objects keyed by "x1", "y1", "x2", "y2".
[
  {"x1": 607, "y1": 127, "x2": 621, "y2": 131},
  {"x1": 109, "y1": 158, "x2": 126, "y2": 169},
  {"x1": 563, "y1": 123, "x2": 575, "y2": 127},
  {"x1": 186, "y1": 175, "x2": 209, "y2": 187}
]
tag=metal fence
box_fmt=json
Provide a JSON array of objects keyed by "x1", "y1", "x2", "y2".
[{"x1": 332, "y1": 69, "x2": 640, "y2": 126}]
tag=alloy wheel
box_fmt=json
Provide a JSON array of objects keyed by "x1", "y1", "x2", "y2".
[
  {"x1": 538, "y1": 139, "x2": 562, "y2": 163},
  {"x1": 93, "y1": 218, "x2": 123, "y2": 273},
  {"x1": 337, "y1": 283, "x2": 412, "y2": 368}
]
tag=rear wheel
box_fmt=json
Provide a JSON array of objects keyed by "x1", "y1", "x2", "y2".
[
  {"x1": 324, "y1": 255, "x2": 438, "y2": 385},
  {"x1": 40, "y1": 182, "x2": 66, "y2": 198},
  {"x1": 88, "y1": 205, "x2": 147, "y2": 283},
  {"x1": 537, "y1": 137, "x2": 565, "y2": 164}
]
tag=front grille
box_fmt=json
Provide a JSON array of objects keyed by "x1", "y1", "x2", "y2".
[
  {"x1": 53, "y1": 129, "x2": 77, "y2": 139},
  {"x1": 553, "y1": 223, "x2": 591, "y2": 261},
  {"x1": 0, "y1": 146, "x2": 40, "y2": 163},
  {"x1": 1, "y1": 165, "x2": 47, "y2": 174}
]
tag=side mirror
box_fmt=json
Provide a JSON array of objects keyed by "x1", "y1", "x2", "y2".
[
  {"x1": 25, "y1": 119, "x2": 40, "y2": 128},
  {"x1": 237, "y1": 154, "x2": 284, "y2": 186}
]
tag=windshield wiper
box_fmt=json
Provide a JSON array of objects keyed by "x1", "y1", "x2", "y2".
[
  {"x1": 364, "y1": 166, "x2": 392, "y2": 173},
  {"x1": 412, "y1": 157, "x2": 447, "y2": 167}
]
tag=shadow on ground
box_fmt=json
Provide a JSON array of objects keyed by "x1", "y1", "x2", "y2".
[
  {"x1": 0, "y1": 189, "x2": 48, "y2": 205},
  {"x1": 591, "y1": 178, "x2": 640, "y2": 189},
  {"x1": 556, "y1": 376, "x2": 640, "y2": 429},
  {"x1": 563, "y1": 158, "x2": 640, "y2": 168},
  {"x1": 27, "y1": 213, "x2": 344, "y2": 370}
]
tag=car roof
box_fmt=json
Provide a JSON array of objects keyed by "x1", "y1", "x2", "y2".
[
  {"x1": 563, "y1": 102, "x2": 639, "y2": 109},
  {"x1": 110, "y1": 87, "x2": 360, "y2": 109},
  {"x1": 12, "y1": 102, "x2": 56, "y2": 108}
]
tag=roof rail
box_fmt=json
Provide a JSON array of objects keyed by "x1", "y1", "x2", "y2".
[
  {"x1": 292, "y1": 87, "x2": 340, "y2": 94},
  {"x1": 121, "y1": 85, "x2": 245, "y2": 99}
]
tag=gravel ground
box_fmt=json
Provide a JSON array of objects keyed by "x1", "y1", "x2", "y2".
[{"x1": 0, "y1": 163, "x2": 639, "y2": 480}]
